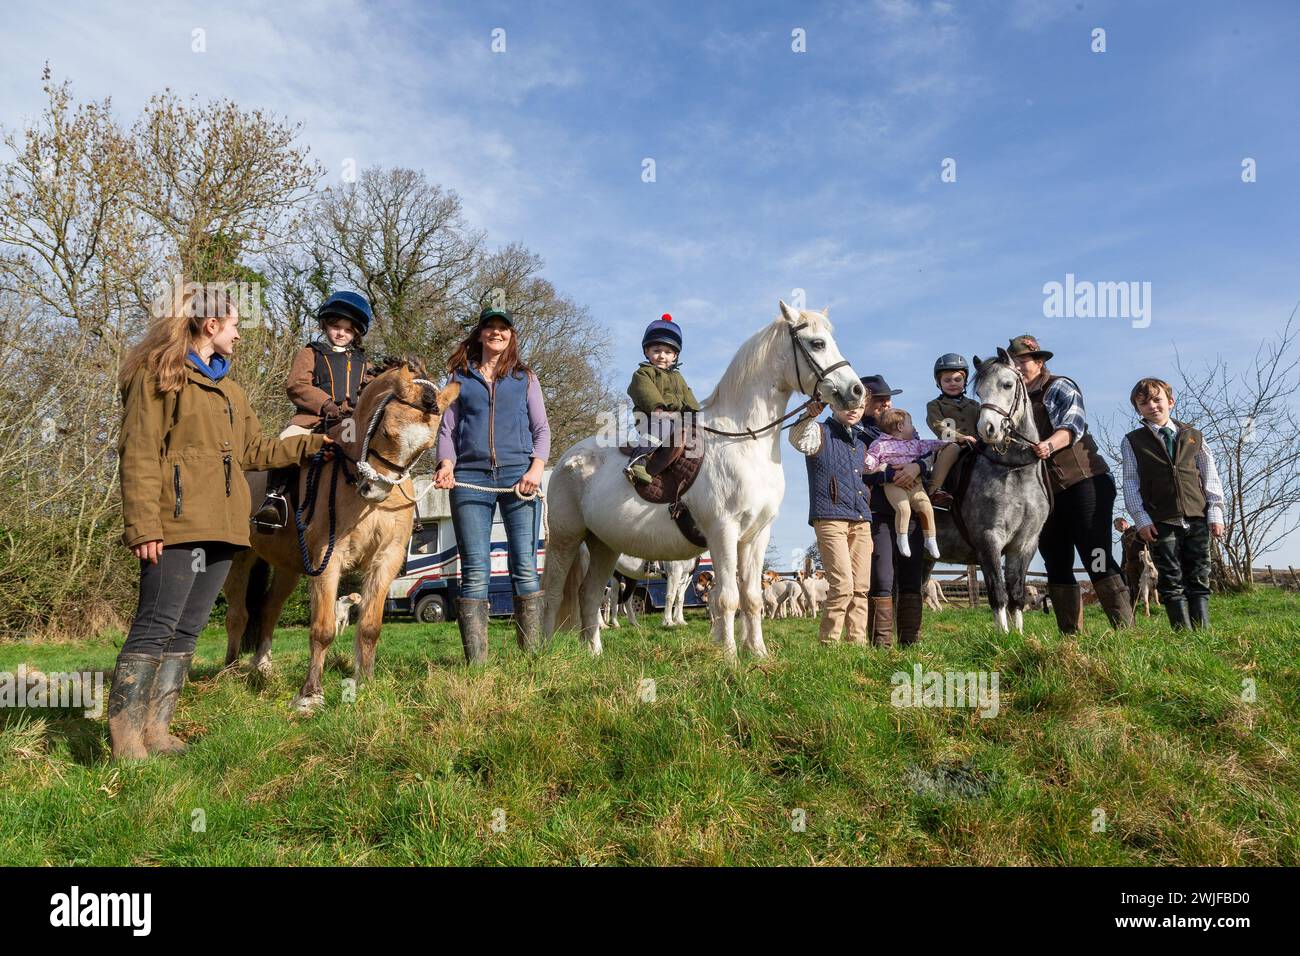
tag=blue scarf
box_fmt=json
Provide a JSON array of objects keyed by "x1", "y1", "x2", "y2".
[{"x1": 187, "y1": 350, "x2": 230, "y2": 382}]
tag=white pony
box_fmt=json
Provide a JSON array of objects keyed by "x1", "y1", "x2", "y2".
[
  {"x1": 542, "y1": 302, "x2": 863, "y2": 659},
  {"x1": 661, "y1": 558, "x2": 696, "y2": 627}
]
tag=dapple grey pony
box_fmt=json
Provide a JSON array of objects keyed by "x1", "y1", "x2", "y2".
[{"x1": 928, "y1": 348, "x2": 1051, "y2": 633}]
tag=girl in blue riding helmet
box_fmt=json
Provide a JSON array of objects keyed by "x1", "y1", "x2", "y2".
[{"x1": 253, "y1": 291, "x2": 372, "y2": 528}]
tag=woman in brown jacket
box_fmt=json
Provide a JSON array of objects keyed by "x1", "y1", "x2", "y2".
[{"x1": 111, "y1": 286, "x2": 330, "y2": 761}]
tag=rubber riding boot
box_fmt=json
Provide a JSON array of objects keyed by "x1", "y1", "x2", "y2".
[
  {"x1": 1047, "y1": 583, "x2": 1083, "y2": 635},
  {"x1": 143, "y1": 652, "x2": 192, "y2": 755},
  {"x1": 869, "y1": 596, "x2": 895, "y2": 648},
  {"x1": 456, "y1": 597, "x2": 491, "y2": 665},
  {"x1": 512, "y1": 590, "x2": 547, "y2": 654},
  {"x1": 1187, "y1": 594, "x2": 1209, "y2": 629},
  {"x1": 108, "y1": 654, "x2": 159, "y2": 762},
  {"x1": 896, "y1": 591, "x2": 924, "y2": 646},
  {"x1": 1094, "y1": 574, "x2": 1135, "y2": 630},
  {"x1": 1164, "y1": 596, "x2": 1191, "y2": 630}
]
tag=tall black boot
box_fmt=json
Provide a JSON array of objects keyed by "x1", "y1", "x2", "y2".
[
  {"x1": 1187, "y1": 594, "x2": 1209, "y2": 629},
  {"x1": 1165, "y1": 597, "x2": 1191, "y2": 630}
]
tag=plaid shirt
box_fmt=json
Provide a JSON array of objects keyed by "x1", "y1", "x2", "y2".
[
  {"x1": 1120, "y1": 420, "x2": 1225, "y2": 530},
  {"x1": 1041, "y1": 377, "x2": 1088, "y2": 442}
]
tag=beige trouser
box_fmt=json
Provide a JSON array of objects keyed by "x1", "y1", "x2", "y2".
[
  {"x1": 279, "y1": 424, "x2": 313, "y2": 439},
  {"x1": 927, "y1": 442, "x2": 962, "y2": 494},
  {"x1": 813, "y1": 519, "x2": 873, "y2": 644},
  {"x1": 883, "y1": 484, "x2": 936, "y2": 537}
]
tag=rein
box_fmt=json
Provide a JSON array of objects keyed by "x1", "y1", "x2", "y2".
[{"x1": 699, "y1": 321, "x2": 849, "y2": 440}]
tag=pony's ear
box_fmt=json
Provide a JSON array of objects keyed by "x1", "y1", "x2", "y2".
[
  {"x1": 778, "y1": 300, "x2": 800, "y2": 324},
  {"x1": 996, "y1": 346, "x2": 1011, "y2": 364},
  {"x1": 972, "y1": 354, "x2": 982, "y2": 369},
  {"x1": 435, "y1": 381, "x2": 461, "y2": 414}
]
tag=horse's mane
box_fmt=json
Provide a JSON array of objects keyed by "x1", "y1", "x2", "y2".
[
  {"x1": 360, "y1": 355, "x2": 427, "y2": 393},
  {"x1": 700, "y1": 310, "x2": 833, "y2": 410}
]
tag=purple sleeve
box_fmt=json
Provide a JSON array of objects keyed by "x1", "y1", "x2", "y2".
[
  {"x1": 436, "y1": 395, "x2": 459, "y2": 464},
  {"x1": 527, "y1": 373, "x2": 551, "y2": 463},
  {"x1": 920, "y1": 438, "x2": 949, "y2": 455}
]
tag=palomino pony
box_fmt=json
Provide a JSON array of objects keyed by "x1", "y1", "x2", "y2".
[
  {"x1": 543, "y1": 302, "x2": 863, "y2": 659},
  {"x1": 223, "y1": 359, "x2": 459, "y2": 712},
  {"x1": 928, "y1": 348, "x2": 1050, "y2": 633}
]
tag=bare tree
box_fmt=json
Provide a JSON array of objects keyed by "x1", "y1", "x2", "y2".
[
  {"x1": 130, "y1": 89, "x2": 321, "y2": 281},
  {"x1": 308, "y1": 167, "x2": 481, "y2": 355}
]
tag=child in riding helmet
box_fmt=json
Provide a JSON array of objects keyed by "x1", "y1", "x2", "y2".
[
  {"x1": 864, "y1": 407, "x2": 954, "y2": 559},
  {"x1": 625, "y1": 314, "x2": 701, "y2": 485},
  {"x1": 925, "y1": 353, "x2": 980, "y2": 506},
  {"x1": 282, "y1": 290, "x2": 372, "y2": 436},
  {"x1": 253, "y1": 290, "x2": 373, "y2": 529}
]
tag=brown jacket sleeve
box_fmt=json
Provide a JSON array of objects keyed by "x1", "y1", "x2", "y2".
[
  {"x1": 286, "y1": 347, "x2": 332, "y2": 417},
  {"x1": 240, "y1": 397, "x2": 325, "y2": 471},
  {"x1": 118, "y1": 369, "x2": 169, "y2": 547}
]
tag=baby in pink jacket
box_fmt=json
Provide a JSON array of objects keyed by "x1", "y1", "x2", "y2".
[{"x1": 865, "y1": 408, "x2": 953, "y2": 558}]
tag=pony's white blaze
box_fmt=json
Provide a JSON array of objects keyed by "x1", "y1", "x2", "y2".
[{"x1": 543, "y1": 303, "x2": 862, "y2": 660}]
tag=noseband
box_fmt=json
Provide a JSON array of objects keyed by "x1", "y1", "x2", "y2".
[{"x1": 351, "y1": 378, "x2": 439, "y2": 490}]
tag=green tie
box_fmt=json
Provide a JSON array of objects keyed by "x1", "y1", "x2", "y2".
[{"x1": 1158, "y1": 426, "x2": 1175, "y2": 459}]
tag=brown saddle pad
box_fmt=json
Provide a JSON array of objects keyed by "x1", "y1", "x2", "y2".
[{"x1": 627, "y1": 424, "x2": 705, "y2": 506}]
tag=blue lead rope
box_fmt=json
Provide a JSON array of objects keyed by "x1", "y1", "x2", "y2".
[{"x1": 294, "y1": 450, "x2": 342, "y2": 576}]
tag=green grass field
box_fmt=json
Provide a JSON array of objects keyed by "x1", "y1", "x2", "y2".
[{"x1": 1, "y1": 589, "x2": 1297, "y2": 866}]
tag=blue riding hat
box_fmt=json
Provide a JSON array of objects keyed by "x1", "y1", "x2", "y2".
[
  {"x1": 642, "y1": 313, "x2": 682, "y2": 352},
  {"x1": 317, "y1": 291, "x2": 373, "y2": 337}
]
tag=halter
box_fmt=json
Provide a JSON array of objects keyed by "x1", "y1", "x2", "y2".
[
  {"x1": 977, "y1": 366, "x2": 1037, "y2": 452},
  {"x1": 350, "y1": 378, "x2": 440, "y2": 490},
  {"x1": 699, "y1": 320, "x2": 850, "y2": 440}
]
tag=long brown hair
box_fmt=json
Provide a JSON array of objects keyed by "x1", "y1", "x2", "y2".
[
  {"x1": 120, "y1": 285, "x2": 236, "y2": 394},
  {"x1": 445, "y1": 321, "x2": 531, "y2": 380}
]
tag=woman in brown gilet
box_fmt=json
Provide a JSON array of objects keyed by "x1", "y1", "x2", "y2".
[{"x1": 1007, "y1": 334, "x2": 1134, "y2": 633}]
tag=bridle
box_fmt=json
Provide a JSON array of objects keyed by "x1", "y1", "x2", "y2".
[
  {"x1": 977, "y1": 366, "x2": 1038, "y2": 454},
  {"x1": 699, "y1": 320, "x2": 852, "y2": 440},
  {"x1": 348, "y1": 378, "x2": 440, "y2": 491}
]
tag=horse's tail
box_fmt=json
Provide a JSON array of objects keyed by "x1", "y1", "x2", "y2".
[{"x1": 241, "y1": 557, "x2": 272, "y2": 654}]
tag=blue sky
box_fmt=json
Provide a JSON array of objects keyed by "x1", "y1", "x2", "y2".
[{"x1": 3, "y1": 0, "x2": 1298, "y2": 566}]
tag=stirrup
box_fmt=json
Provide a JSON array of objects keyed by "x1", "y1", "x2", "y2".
[
  {"x1": 252, "y1": 492, "x2": 290, "y2": 532},
  {"x1": 623, "y1": 453, "x2": 649, "y2": 484}
]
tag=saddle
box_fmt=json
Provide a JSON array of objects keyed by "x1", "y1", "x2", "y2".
[{"x1": 618, "y1": 420, "x2": 708, "y2": 547}]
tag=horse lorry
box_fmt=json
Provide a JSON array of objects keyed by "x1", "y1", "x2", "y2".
[{"x1": 384, "y1": 470, "x2": 714, "y2": 623}]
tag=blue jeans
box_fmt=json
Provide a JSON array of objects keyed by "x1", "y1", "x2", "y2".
[{"x1": 450, "y1": 464, "x2": 541, "y2": 600}]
